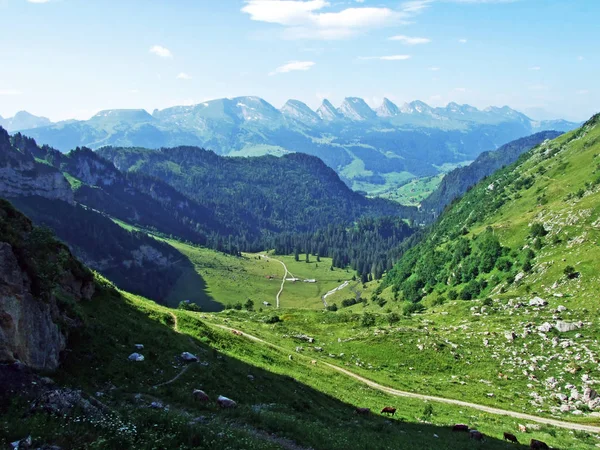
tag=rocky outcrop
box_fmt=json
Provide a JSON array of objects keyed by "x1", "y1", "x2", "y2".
[
  {"x1": 0, "y1": 200, "x2": 95, "y2": 371},
  {"x1": 0, "y1": 128, "x2": 74, "y2": 203}
]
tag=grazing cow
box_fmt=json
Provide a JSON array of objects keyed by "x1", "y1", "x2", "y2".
[
  {"x1": 217, "y1": 395, "x2": 237, "y2": 409},
  {"x1": 469, "y1": 430, "x2": 484, "y2": 441},
  {"x1": 310, "y1": 360, "x2": 317, "y2": 365},
  {"x1": 530, "y1": 439, "x2": 549, "y2": 450},
  {"x1": 192, "y1": 389, "x2": 209, "y2": 402},
  {"x1": 518, "y1": 424, "x2": 527, "y2": 433},
  {"x1": 503, "y1": 432, "x2": 519, "y2": 444},
  {"x1": 380, "y1": 406, "x2": 396, "y2": 416},
  {"x1": 452, "y1": 424, "x2": 469, "y2": 432},
  {"x1": 231, "y1": 330, "x2": 243, "y2": 336},
  {"x1": 355, "y1": 407, "x2": 370, "y2": 415}
]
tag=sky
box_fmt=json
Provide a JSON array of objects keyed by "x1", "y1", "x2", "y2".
[{"x1": 0, "y1": 0, "x2": 598, "y2": 122}]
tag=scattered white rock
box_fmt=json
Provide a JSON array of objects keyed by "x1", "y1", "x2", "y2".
[
  {"x1": 128, "y1": 353, "x2": 144, "y2": 362},
  {"x1": 530, "y1": 297, "x2": 548, "y2": 307},
  {"x1": 537, "y1": 322, "x2": 553, "y2": 333},
  {"x1": 181, "y1": 352, "x2": 199, "y2": 362},
  {"x1": 555, "y1": 321, "x2": 582, "y2": 333}
]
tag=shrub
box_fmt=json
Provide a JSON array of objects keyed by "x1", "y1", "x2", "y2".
[
  {"x1": 361, "y1": 312, "x2": 376, "y2": 327},
  {"x1": 178, "y1": 301, "x2": 201, "y2": 312},
  {"x1": 265, "y1": 315, "x2": 281, "y2": 324},
  {"x1": 482, "y1": 297, "x2": 493, "y2": 307},
  {"x1": 387, "y1": 312, "x2": 400, "y2": 325},
  {"x1": 564, "y1": 265, "x2": 580, "y2": 279},
  {"x1": 326, "y1": 304, "x2": 338, "y2": 312},
  {"x1": 244, "y1": 299, "x2": 255, "y2": 311},
  {"x1": 447, "y1": 289, "x2": 458, "y2": 300},
  {"x1": 530, "y1": 223, "x2": 548, "y2": 238},
  {"x1": 402, "y1": 302, "x2": 425, "y2": 316},
  {"x1": 460, "y1": 279, "x2": 481, "y2": 300}
]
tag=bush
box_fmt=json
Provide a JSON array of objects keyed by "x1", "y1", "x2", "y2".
[
  {"x1": 530, "y1": 223, "x2": 548, "y2": 238},
  {"x1": 564, "y1": 265, "x2": 580, "y2": 279},
  {"x1": 482, "y1": 297, "x2": 493, "y2": 307},
  {"x1": 361, "y1": 312, "x2": 376, "y2": 327},
  {"x1": 244, "y1": 299, "x2": 254, "y2": 311},
  {"x1": 495, "y1": 257, "x2": 513, "y2": 272},
  {"x1": 402, "y1": 302, "x2": 425, "y2": 316},
  {"x1": 326, "y1": 304, "x2": 338, "y2": 312},
  {"x1": 447, "y1": 289, "x2": 458, "y2": 300},
  {"x1": 233, "y1": 302, "x2": 243, "y2": 311},
  {"x1": 460, "y1": 279, "x2": 481, "y2": 300},
  {"x1": 265, "y1": 315, "x2": 281, "y2": 324},
  {"x1": 387, "y1": 312, "x2": 400, "y2": 325},
  {"x1": 178, "y1": 301, "x2": 201, "y2": 312}
]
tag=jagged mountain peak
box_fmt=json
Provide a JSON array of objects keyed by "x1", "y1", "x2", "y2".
[
  {"x1": 316, "y1": 99, "x2": 342, "y2": 121},
  {"x1": 400, "y1": 100, "x2": 434, "y2": 115},
  {"x1": 376, "y1": 98, "x2": 400, "y2": 117},
  {"x1": 281, "y1": 100, "x2": 321, "y2": 124},
  {"x1": 339, "y1": 97, "x2": 376, "y2": 121}
]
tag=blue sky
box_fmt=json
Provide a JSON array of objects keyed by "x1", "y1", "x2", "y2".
[{"x1": 0, "y1": 0, "x2": 597, "y2": 122}]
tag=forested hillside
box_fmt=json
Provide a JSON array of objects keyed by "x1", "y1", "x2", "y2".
[
  {"x1": 383, "y1": 114, "x2": 600, "y2": 304},
  {"x1": 421, "y1": 130, "x2": 563, "y2": 215}
]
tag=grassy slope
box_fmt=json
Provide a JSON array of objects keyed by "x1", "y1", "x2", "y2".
[{"x1": 3, "y1": 281, "x2": 593, "y2": 449}]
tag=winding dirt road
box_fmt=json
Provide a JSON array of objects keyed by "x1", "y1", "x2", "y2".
[
  {"x1": 260, "y1": 255, "x2": 294, "y2": 308},
  {"x1": 210, "y1": 323, "x2": 600, "y2": 434}
]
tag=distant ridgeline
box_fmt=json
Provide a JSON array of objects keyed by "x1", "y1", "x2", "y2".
[
  {"x1": 382, "y1": 114, "x2": 600, "y2": 304},
  {"x1": 0, "y1": 126, "x2": 423, "y2": 302},
  {"x1": 9, "y1": 97, "x2": 580, "y2": 192}
]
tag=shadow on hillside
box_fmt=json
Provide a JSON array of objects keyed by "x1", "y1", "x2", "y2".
[
  {"x1": 26, "y1": 287, "x2": 561, "y2": 450},
  {"x1": 164, "y1": 251, "x2": 224, "y2": 312}
]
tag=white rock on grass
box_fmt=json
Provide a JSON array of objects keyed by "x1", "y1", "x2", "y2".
[
  {"x1": 128, "y1": 353, "x2": 144, "y2": 362},
  {"x1": 537, "y1": 322, "x2": 553, "y2": 333},
  {"x1": 530, "y1": 297, "x2": 548, "y2": 307},
  {"x1": 555, "y1": 321, "x2": 582, "y2": 333},
  {"x1": 181, "y1": 352, "x2": 199, "y2": 362}
]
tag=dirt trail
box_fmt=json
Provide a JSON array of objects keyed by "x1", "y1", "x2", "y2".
[
  {"x1": 260, "y1": 255, "x2": 291, "y2": 308},
  {"x1": 209, "y1": 323, "x2": 600, "y2": 434}
]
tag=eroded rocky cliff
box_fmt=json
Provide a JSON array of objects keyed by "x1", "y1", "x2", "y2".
[{"x1": 0, "y1": 199, "x2": 94, "y2": 371}]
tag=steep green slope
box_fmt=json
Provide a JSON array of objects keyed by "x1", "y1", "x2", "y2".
[
  {"x1": 385, "y1": 114, "x2": 600, "y2": 303},
  {"x1": 421, "y1": 130, "x2": 563, "y2": 215}
]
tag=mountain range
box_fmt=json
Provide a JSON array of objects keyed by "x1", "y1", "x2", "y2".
[{"x1": 5, "y1": 97, "x2": 581, "y2": 193}]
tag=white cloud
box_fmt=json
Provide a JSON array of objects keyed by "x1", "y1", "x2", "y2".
[
  {"x1": 242, "y1": 0, "x2": 421, "y2": 40},
  {"x1": 429, "y1": 66, "x2": 440, "y2": 71},
  {"x1": 454, "y1": 87, "x2": 466, "y2": 92},
  {"x1": 458, "y1": 38, "x2": 467, "y2": 43},
  {"x1": 0, "y1": 89, "x2": 21, "y2": 95},
  {"x1": 577, "y1": 89, "x2": 590, "y2": 95},
  {"x1": 389, "y1": 34, "x2": 431, "y2": 44},
  {"x1": 149, "y1": 45, "x2": 173, "y2": 58},
  {"x1": 177, "y1": 72, "x2": 192, "y2": 80},
  {"x1": 529, "y1": 66, "x2": 541, "y2": 71},
  {"x1": 402, "y1": 1, "x2": 433, "y2": 13},
  {"x1": 359, "y1": 55, "x2": 411, "y2": 61},
  {"x1": 129, "y1": 89, "x2": 140, "y2": 94},
  {"x1": 578, "y1": 56, "x2": 584, "y2": 61},
  {"x1": 269, "y1": 60, "x2": 315, "y2": 75},
  {"x1": 27, "y1": 0, "x2": 51, "y2": 3}
]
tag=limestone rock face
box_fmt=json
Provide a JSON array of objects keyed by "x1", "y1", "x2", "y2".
[
  {"x1": 0, "y1": 134, "x2": 73, "y2": 203},
  {"x1": 0, "y1": 203, "x2": 95, "y2": 372}
]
